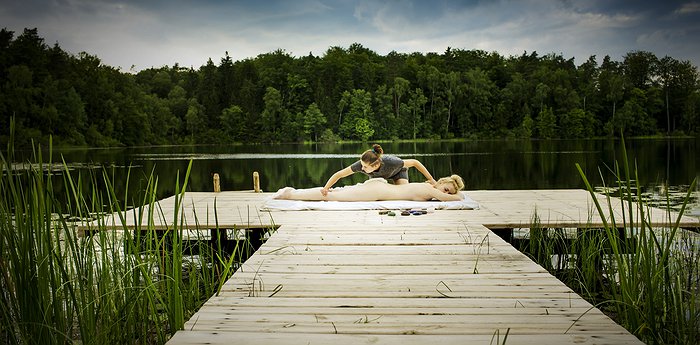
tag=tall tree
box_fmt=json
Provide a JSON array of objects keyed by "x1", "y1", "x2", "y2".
[
  {"x1": 623, "y1": 50, "x2": 658, "y2": 89},
  {"x1": 372, "y1": 85, "x2": 397, "y2": 139},
  {"x1": 151, "y1": 69, "x2": 172, "y2": 98},
  {"x1": 577, "y1": 55, "x2": 602, "y2": 119},
  {"x1": 197, "y1": 58, "x2": 220, "y2": 128},
  {"x1": 392, "y1": 77, "x2": 410, "y2": 123},
  {"x1": 608, "y1": 88, "x2": 655, "y2": 136},
  {"x1": 339, "y1": 89, "x2": 372, "y2": 140},
  {"x1": 302, "y1": 102, "x2": 326, "y2": 141},
  {"x1": 598, "y1": 56, "x2": 625, "y2": 134},
  {"x1": 318, "y1": 46, "x2": 353, "y2": 129},
  {"x1": 463, "y1": 68, "x2": 495, "y2": 132},
  {"x1": 217, "y1": 52, "x2": 236, "y2": 108},
  {"x1": 185, "y1": 98, "x2": 206, "y2": 142},
  {"x1": 220, "y1": 104, "x2": 246, "y2": 141},
  {"x1": 443, "y1": 71, "x2": 460, "y2": 137},
  {"x1": 536, "y1": 106, "x2": 557, "y2": 138},
  {"x1": 261, "y1": 86, "x2": 285, "y2": 141},
  {"x1": 417, "y1": 65, "x2": 441, "y2": 127},
  {"x1": 407, "y1": 88, "x2": 428, "y2": 140}
]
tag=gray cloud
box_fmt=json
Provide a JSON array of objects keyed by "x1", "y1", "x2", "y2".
[{"x1": 1, "y1": 0, "x2": 698, "y2": 71}]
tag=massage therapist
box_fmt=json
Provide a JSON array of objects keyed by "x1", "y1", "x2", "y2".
[{"x1": 320, "y1": 144, "x2": 437, "y2": 196}]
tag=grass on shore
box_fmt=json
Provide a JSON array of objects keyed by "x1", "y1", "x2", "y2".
[
  {"x1": 1, "y1": 127, "x2": 265, "y2": 344},
  {"x1": 519, "y1": 139, "x2": 699, "y2": 344}
]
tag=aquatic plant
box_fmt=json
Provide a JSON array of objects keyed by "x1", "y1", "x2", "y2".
[
  {"x1": 575, "y1": 139, "x2": 699, "y2": 344},
  {"x1": 0, "y1": 122, "x2": 261, "y2": 344},
  {"x1": 520, "y1": 136, "x2": 699, "y2": 344}
]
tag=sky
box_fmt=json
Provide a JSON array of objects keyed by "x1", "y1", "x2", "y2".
[{"x1": 2, "y1": 0, "x2": 700, "y2": 72}]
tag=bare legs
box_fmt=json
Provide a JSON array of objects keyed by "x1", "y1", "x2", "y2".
[
  {"x1": 274, "y1": 181, "x2": 393, "y2": 201},
  {"x1": 275, "y1": 187, "x2": 326, "y2": 201},
  {"x1": 273, "y1": 179, "x2": 441, "y2": 201}
]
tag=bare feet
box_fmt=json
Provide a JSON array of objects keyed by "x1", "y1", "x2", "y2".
[{"x1": 272, "y1": 187, "x2": 294, "y2": 199}]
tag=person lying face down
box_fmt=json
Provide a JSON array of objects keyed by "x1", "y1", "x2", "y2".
[{"x1": 273, "y1": 175, "x2": 465, "y2": 202}]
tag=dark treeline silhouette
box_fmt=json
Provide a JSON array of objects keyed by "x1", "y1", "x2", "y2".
[{"x1": 1, "y1": 28, "x2": 699, "y2": 148}]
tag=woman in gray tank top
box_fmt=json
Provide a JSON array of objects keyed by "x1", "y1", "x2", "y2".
[{"x1": 320, "y1": 144, "x2": 437, "y2": 197}]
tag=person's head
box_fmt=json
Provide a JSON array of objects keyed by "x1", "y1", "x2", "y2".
[
  {"x1": 359, "y1": 144, "x2": 383, "y2": 173},
  {"x1": 434, "y1": 174, "x2": 465, "y2": 194}
]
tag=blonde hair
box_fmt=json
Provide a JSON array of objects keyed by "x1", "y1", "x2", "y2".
[{"x1": 437, "y1": 174, "x2": 465, "y2": 194}]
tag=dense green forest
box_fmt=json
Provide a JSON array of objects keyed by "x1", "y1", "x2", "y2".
[{"x1": 1, "y1": 27, "x2": 699, "y2": 148}]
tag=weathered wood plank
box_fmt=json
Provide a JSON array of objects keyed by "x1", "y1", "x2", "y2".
[
  {"x1": 167, "y1": 331, "x2": 641, "y2": 345},
  {"x1": 187, "y1": 306, "x2": 596, "y2": 316},
  {"x1": 127, "y1": 189, "x2": 676, "y2": 345},
  {"x1": 174, "y1": 321, "x2": 630, "y2": 335},
  {"x1": 202, "y1": 296, "x2": 595, "y2": 308},
  {"x1": 215, "y1": 290, "x2": 583, "y2": 299},
  {"x1": 230, "y1": 264, "x2": 548, "y2": 275}
]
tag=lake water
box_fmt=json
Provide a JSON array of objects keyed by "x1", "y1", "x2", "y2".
[{"x1": 14, "y1": 138, "x2": 700, "y2": 213}]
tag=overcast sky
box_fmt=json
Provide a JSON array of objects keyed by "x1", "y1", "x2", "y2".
[{"x1": 2, "y1": 0, "x2": 699, "y2": 72}]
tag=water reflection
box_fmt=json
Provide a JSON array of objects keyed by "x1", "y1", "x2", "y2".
[
  {"x1": 18, "y1": 138, "x2": 699, "y2": 211},
  {"x1": 131, "y1": 152, "x2": 491, "y2": 160}
]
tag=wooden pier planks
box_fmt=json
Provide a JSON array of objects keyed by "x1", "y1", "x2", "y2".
[
  {"x1": 80, "y1": 189, "x2": 700, "y2": 232},
  {"x1": 155, "y1": 188, "x2": 698, "y2": 344},
  {"x1": 168, "y1": 220, "x2": 643, "y2": 344}
]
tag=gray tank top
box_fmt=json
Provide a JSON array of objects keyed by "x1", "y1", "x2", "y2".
[{"x1": 350, "y1": 155, "x2": 407, "y2": 181}]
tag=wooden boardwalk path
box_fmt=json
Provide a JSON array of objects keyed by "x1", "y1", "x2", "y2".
[{"x1": 100, "y1": 189, "x2": 698, "y2": 344}]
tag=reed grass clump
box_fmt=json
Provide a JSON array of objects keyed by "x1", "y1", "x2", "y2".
[
  {"x1": 1, "y1": 130, "x2": 256, "y2": 344},
  {"x1": 521, "y1": 138, "x2": 699, "y2": 344}
]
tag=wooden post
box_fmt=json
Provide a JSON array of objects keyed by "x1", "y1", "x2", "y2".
[
  {"x1": 213, "y1": 173, "x2": 220, "y2": 193},
  {"x1": 253, "y1": 171, "x2": 260, "y2": 192}
]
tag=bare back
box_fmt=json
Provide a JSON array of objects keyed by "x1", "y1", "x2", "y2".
[{"x1": 352, "y1": 181, "x2": 436, "y2": 201}]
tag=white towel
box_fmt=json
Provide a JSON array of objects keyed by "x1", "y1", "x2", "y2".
[{"x1": 261, "y1": 192, "x2": 480, "y2": 211}]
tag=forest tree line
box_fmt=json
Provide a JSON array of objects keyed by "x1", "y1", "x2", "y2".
[{"x1": 1, "y1": 27, "x2": 699, "y2": 148}]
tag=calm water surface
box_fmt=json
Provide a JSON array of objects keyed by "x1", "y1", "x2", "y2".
[{"x1": 17, "y1": 138, "x2": 700, "y2": 212}]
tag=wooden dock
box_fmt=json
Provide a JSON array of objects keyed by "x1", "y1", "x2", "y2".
[{"x1": 95, "y1": 189, "x2": 698, "y2": 344}]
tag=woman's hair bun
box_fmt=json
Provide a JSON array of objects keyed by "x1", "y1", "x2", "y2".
[{"x1": 371, "y1": 144, "x2": 383, "y2": 155}]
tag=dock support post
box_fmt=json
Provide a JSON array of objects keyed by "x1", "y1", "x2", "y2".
[
  {"x1": 213, "y1": 173, "x2": 221, "y2": 192},
  {"x1": 253, "y1": 171, "x2": 260, "y2": 192}
]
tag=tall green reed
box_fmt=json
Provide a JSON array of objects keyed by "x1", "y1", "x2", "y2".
[
  {"x1": 1, "y1": 124, "x2": 256, "y2": 344},
  {"x1": 574, "y1": 139, "x2": 699, "y2": 344},
  {"x1": 521, "y1": 136, "x2": 698, "y2": 344}
]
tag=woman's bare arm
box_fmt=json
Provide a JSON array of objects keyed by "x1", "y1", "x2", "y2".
[
  {"x1": 321, "y1": 166, "x2": 354, "y2": 195},
  {"x1": 403, "y1": 159, "x2": 436, "y2": 185},
  {"x1": 429, "y1": 187, "x2": 464, "y2": 202}
]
